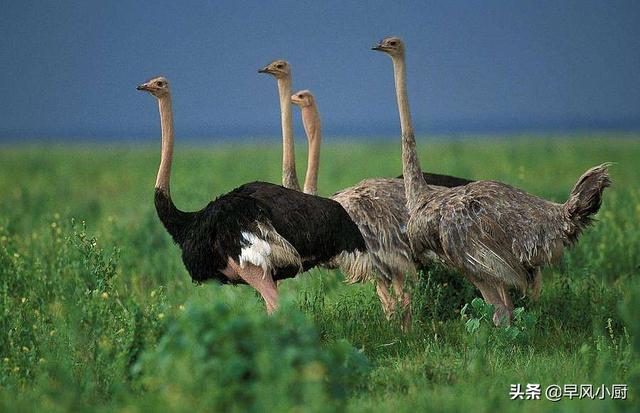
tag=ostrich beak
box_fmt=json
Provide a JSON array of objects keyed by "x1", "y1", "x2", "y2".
[
  {"x1": 137, "y1": 84, "x2": 148, "y2": 91},
  {"x1": 371, "y1": 44, "x2": 383, "y2": 51},
  {"x1": 258, "y1": 67, "x2": 269, "y2": 74}
]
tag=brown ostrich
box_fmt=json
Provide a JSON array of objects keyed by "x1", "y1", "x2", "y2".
[{"x1": 373, "y1": 36, "x2": 611, "y2": 325}]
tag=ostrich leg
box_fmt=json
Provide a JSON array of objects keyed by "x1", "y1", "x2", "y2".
[
  {"x1": 497, "y1": 284, "x2": 514, "y2": 324},
  {"x1": 229, "y1": 260, "x2": 279, "y2": 314},
  {"x1": 391, "y1": 271, "x2": 413, "y2": 330},
  {"x1": 376, "y1": 278, "x2": 397, "y2": 320},
  {"x1": 467, "y1": 275, "x2": 511, "y2": 326}
]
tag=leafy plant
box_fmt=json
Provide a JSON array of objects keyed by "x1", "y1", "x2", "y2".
[
  {"x1": 461, "y1": 298, "x2": 537, "y2": 345},
  {"x1": 135, "y1": 288, "x2": 370, "y2": 412}
]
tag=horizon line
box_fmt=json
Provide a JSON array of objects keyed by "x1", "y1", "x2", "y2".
[{"x1": 2, "y1": 116, "x2": 640, "y2": 141}]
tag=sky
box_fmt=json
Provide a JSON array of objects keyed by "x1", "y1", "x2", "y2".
[{"x1": 1, "y1": 0, "x2": 639, "y2": 141}]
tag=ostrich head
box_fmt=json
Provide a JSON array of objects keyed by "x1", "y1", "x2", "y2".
[
  {"x1": 258, "y1": 59, "x2": 291, "y2": 79},
  {"x1": 137, "y1": 76, "x2": 170, "y2": 98},
  {"x1": 371, "y1": 36, "x2": 405, "y2": 57},
  {"x1": 291, "y1": 90, "x2": 315, "y2": 108}
]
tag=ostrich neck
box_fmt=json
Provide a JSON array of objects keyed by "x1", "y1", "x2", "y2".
[
  {"x1": 156, "y1": 95, "x2": 174, "y2": 193},
  {"x1": 154, "y1": 93, "x2": 191, "y2": 244},
  {"x1": 301, "y1": 105, "x2": 321, "y2": 195},
  {"x1": 277, "y1": 77, "x2": 300, "y2": 191},
  {"x1": 392, "y1": 54, "x2": 428, "y2": 204}
]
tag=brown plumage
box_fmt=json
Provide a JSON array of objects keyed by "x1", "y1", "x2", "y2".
[
  {"x1": 373, "y1": 36, "x2": 611, "y2": 325},
  {"x1": 290, "y1": 89, "x2": 472, "y2": 328},
  {"x1": 410, "y1": 170, "x2": 611, "y2": 293}
]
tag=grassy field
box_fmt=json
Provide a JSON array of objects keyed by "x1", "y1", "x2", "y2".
[{"x1": 0, "y1": 136, "x2": 638, "y2": 412}]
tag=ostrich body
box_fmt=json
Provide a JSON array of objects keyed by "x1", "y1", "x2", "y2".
[
  {"x1": 137, "y1": 76, "x2": 365, "y2": 313},
  {"x1": 373, "y1": 37, "x2": 611, "y2": 325}
]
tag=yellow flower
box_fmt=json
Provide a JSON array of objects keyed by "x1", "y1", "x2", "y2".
[
  {"x1": 158, "y1": 313, "x2": 165, "y2": 320},
  {"x1": 101, "y1": 292, "x2": 109, "y2": 300},
  {"x1": 21, "y1": 297, "x2": 26, "y2": 303}
]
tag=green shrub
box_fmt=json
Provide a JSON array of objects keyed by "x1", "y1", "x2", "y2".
[
  {"x1": 135, "y1": 289, "x2": 370, "y2": 412},
  {"x1": 413, "y1": 265, "x2": 477, "y2": 323}
]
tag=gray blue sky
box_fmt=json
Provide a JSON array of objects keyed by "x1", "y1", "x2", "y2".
[{"x1": 1, "y1": 0, "x2": 639, "y2": 140}]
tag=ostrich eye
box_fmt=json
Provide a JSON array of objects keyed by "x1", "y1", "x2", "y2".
[
  {"x1": 157, "y1": 81, "x2": 165, "y2": 87},
  {"x1": 276, "y1": 64, "x2": 284, "y2": 69},
  {"x1": 298, "y1": 94, "x2": 304, "y2": 98},
  {"x1": 389, "y1": 41, "x2": 397, "y2": 46}
]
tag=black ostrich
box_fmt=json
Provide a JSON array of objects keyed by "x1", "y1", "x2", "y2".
[{"x1": 137, "y1": 76, "x2": 365, "y2": 313}]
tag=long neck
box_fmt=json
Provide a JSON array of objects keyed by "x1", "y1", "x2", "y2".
[
  {"x1": 392, "y1": 54, "x2": 428, "y2": 204},
  {"x1": 154, "y1": 94, "x2": 191, "y2": 243},
  {"x1": 301, "y1": 105, "x2": 321, "y2": 195},
  {"x1": 277, "y1": 77, "x2": 300, "y2": 191},
  {"x1": 156, "y1": 95, "x2": 174, "y2": 192}
]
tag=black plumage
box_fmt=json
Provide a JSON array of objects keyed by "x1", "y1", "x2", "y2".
[
  {"x1": 155, "y1": 182, "x2": 366, "y2": 284},
  {"x1": 138, "y1": 76, "x2": 366, "y2": 313},
  {"x1": 398, "y1": 172, "x2": 474, "y2": 188}
]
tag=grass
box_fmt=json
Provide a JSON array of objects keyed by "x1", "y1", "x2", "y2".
[{"x1": 0, "y1": 135, "x2": 638, "y2": 412}]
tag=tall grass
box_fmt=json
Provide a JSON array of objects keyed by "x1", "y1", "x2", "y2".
[{"x1": 0, "y1": 136, "x2": 638, "y2": 411}]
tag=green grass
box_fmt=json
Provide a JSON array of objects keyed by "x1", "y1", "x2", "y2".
[{"x1": 0, "y1": 136, "x2": 638, "y2": 412}]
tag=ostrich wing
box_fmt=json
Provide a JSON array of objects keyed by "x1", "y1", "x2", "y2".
[{"x1": 420, "y1": 181, "x2": 566, "y2": 292}]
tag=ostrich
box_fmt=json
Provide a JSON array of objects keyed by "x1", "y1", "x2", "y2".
[
  {"x1": 136, "y1": 76, "x2": 366, "y2": 314},
  {"x1": 260, "y1": 59, "x2": 471, "y2": 327},
  {"x1": 372, "y1": 36, "x2": 611, "y2": 325}
]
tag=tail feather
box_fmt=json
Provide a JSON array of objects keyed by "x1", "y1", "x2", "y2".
[{"x1": 563, "y1": 163, "x2": 612, "y2": 242}]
